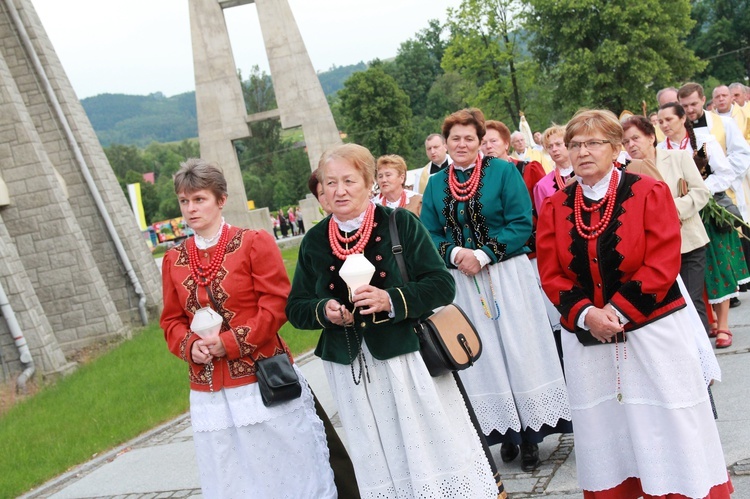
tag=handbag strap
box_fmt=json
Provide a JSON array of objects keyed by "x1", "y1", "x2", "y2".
[
  {"x1": 388, "y1": 208, "x2": 410, "y2": 284},
  {"x1": 204, "y1": 285, "x2": 231, "y2": 330}
]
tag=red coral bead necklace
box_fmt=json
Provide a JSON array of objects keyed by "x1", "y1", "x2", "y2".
[
  {"x1": 574, "y1": 169, "x2": 619, "y2": 240},
  {"x1": 188, "y1": 224, "x2": 229, "y2": 284},
  {"x1": 380, "y1": 190, "x2": 407, "y2": 208},
  {"x1": 554, "y1": 167, "x2": 570, "y2": 190},
  {"x1": 328, "y1": 203, "x2": 376, "y2": 260},
  {"x1": 448, "y1": 154, "x2": 483, "y2": 201}
]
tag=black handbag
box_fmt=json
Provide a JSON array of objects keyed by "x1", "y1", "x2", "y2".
[
  {"x1": 205, "y1": 285, "x2": 301, "y2": 407},
  {"x1": 573, "y1": 328, "x2": 626, "y2": 346},
  {"x1": 388, "y1": 209, "x2": 482, "y2": 377},
  {"x1": 253, "y1": 337, "x2": 302, "y2": 407}
]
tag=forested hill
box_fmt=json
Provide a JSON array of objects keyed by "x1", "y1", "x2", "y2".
[
  {"x1": 81, "y1": 62, "x2": 366, "y2": 147},
  {"x1": 82, "y1": 92, "x2": 198, "y2": 147}
]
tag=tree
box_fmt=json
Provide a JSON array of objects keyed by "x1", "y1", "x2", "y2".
[
  {"x1": 688, "y1": 0, "x2": 750, "y2": 83},
  {"x1": 239, "y1": 66, "x2": 281, "y2": 158},
  {"x1": 104, "y1": 144, "x2": 148, "y2": 179},
  {"x1": 154, "y1": 174, "x2": 181, "y2": 221},
  {"x1": 392, "y1": 20, "x2": 448, "y2": 116},
  {"x1": 525, "y1": 0, "x2": 705, "y2": 115},
  {"x1": 139, "y1": 181, "x2": 160, "y2": 224},
  {"x1": 173, "y1": 139, "x2": 200, "y2": 163},
  {"x1": 393, "y1": 40, "x2": 442, "y2": 116},
  {"x1": 142, "y1": 143, "x2": 185, "y2": 178},
  {"x1": 271, "y1": 147, "x2": 312, "y2": 207},
  {"x1": 104, "y1": 140, "x2": 202, "y2": 223},
  {"x1": 338, "y1": 66, "x2": 413, "y2": 157},
  {"x1": 442, "y1": 0, "x2": 535, "y2": 129},
  {"x1": 425, "y1": 71, "x2": 472, "y2": 120},
  {"x1": 234, "y1": 67, "x2": 314, "y2": 211}
]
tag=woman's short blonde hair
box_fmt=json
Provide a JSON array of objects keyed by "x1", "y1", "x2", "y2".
[
  {"x1": 173, "y1": 158, "x2": 227, "y2": 201},
  {"x1": 564, "y1": 109, "x2": 623, "y2": 147},
  {"x1": 542, "y1": 125, "x2": 566, "y2": 149},
  {"x1": 376, "y1": 154, "x2": 408, "y2": 186},
  {"x1": 317, "y1": 143, "x2": 375, "y2": 188}
]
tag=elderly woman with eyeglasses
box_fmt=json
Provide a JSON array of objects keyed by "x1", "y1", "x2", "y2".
[{"x1": 537, "y1": 109, "x2": 730, "y2": 499}]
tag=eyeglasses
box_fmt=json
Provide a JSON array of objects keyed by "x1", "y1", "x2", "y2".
[{"x1": 567, "y1": 140, "x2": 611, "y2": 151}]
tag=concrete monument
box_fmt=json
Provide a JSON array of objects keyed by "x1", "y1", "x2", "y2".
[{"x1": 189, "y1": 0, "x2": 342, "y2": 230}]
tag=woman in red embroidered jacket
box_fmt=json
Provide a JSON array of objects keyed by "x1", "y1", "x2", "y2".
[
  {"x1": 160, "y1": 159, "x2": 336, "y2": 499},
  {"x1": 537, "y1": 110, "x2": 730, "y2": 499}
]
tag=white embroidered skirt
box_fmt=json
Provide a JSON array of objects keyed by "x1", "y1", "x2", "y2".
[
  {"x1": 324, "y1": 344, "x2": 497, "y2": 499},
  {"x1": 189, "y1": 366, "x2": 336, "y2": 499},
  {"x1": 452, "y1": 255, "x2": 572, "y2": 436},
  {"x1": 529, "y1": 257, "x2": 562, "y2": 331},
  {"x1": 562, "y1": 301, "x2": 727, "y2": 497}
]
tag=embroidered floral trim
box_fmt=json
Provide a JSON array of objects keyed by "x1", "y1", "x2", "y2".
[
  {"x1": 175, "y1": 240, "x2": 190, "y2": 267},
  {"x1": 225, "y1": 228, "x2": 244, "y2": 255},
  {"x1": 440, "y1": 174, "x2": 464, "y2": 249},
  {"x1": 233, "y1": 326, "x2": 256, "y2": 358},
  {"x1": 228, "y1": 358, "x2": 256, "y2": 379},
  {"x1": 188, "y1": 362, "x2": 212, "y2": 385},
  {"x1": 179, "y1": 332, "x2": 190, "y2": 362}
]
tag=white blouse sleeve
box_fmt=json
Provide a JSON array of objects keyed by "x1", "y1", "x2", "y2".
[{"x1": 703, "y1": 139, "x2": 734, "y2": 194}]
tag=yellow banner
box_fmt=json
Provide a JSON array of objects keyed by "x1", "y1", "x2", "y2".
[{"x1": 127, "y1": 183, "x2": 147, "y2": 230}]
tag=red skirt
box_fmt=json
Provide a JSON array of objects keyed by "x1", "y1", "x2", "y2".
[{"x1": 584, "y1": 476, "x2": 733, "y2": 499}]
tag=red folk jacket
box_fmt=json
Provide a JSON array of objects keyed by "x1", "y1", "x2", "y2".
[
  {"x1": 161, "y1": 226, "x2": 291, "y2": 392},
  {"x1": 536, "y1": 170, "x2": 685, "y2": 332}
]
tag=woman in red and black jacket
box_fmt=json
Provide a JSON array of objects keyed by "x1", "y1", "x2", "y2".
[
  {"x1": 161, "y1": 158, "x2": 337, "y2": 499},
  {"x1": 537, "y1": 109, "x2": 730, "y2": 499}
]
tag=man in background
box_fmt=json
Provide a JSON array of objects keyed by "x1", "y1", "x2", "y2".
[
  {"x1": 729, "y1": 82, "x2": 749, "y2": 112},
  {"x1": 657, "y1": 86, "x2": 679, "y2": 106},
  {"x1": 417, "y1": 133, "x2": 450, "y2": 194},
  {"x1": 713, "y1": 85, "x2": 749, "y2": 140},
  {"x1": 680, "y1": 82, "x2": 750, "y2": 307},
  {"x1": 510, "y1": 131, "x2": 553, "y2": 172}
]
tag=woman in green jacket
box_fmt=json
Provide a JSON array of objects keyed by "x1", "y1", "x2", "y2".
[
  {"x1": 421, "y1": 108, "x2": 572, "y2": 472},
  {"x1": 286, "y1": 143, "x2": 502, "y2": 499}
]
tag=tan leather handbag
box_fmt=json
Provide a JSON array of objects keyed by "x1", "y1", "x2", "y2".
[
  {"x1": 417, "y1": 303, "x2": 482, "y2": 377},
  {"x1": 389, "y1": 209, "x2": 482, "y2": 377}
]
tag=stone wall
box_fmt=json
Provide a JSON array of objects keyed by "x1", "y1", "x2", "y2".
[
  {"x1": 0, "y1": 0, "x2": 163, "y2": 380},
  {"x1": 13, "y1": 1, "x2": 162, "y2": 322}
]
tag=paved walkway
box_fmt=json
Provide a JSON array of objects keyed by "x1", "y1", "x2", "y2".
[{"x1": 22, "y1": 274, "x2": 750, "y2": 498}]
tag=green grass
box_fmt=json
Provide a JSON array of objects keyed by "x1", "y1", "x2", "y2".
[
  {"x1": 151, "y1": 244, "x2": 167, "y2": 258},
  {"x1": 0, "y1": 243, "x2": 320, "y2": 496},
  {"x1": 279, "y1": 245, "x2": 321, "y2": 355},
  {"x1": 280, "y1": 127, "x2": 305, "y2": 143},
  {"x1": 0, "y1": 325, "x2": 188, "y2": 497}
]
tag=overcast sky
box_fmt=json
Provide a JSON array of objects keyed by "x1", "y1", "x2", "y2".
[{"x1": 30, "y1": 0, "x2": 461, "y2": 100}]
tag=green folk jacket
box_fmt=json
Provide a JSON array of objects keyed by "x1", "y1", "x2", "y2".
[
  {"x1": 286, "y1": 205, "x2": 455, "y2": 365},
  {"x1": 420, "y1": 156, "x2": 532, "y2": 267}
]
